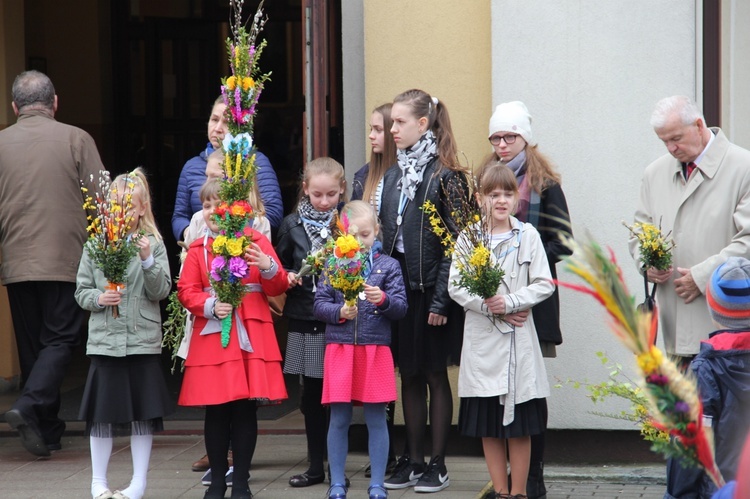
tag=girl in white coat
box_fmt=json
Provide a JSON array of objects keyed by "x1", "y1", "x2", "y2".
[{"x1": 449, "y1": 162, "x2": 554, "y2": 499}]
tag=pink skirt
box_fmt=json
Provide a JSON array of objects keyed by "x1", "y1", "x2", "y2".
[{"x1": 321, "y1": 344, "x2": 396, "y2": 404}]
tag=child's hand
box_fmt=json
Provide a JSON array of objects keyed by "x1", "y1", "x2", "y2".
[
  {"x1": 134, "y1": 233, "x2": 151, "y2": 260},
  {"x1": 98, "y1": 289, "x2": 122, "y2": 307},
  {"x1": 363, "y1": 284, "x2": 384, "y2": 304},
  {"x1": 339, "y1": 304, "x2": 358, "y2": 320},
  {"x1": 245, "y1": 242, "x2": 273, "y2": 270},
  {"x1": 287, "y1": 272, "x2": 300, "y2": 288},
  {"x1": 213, "y1": 300, "x2": 233, "y2": 320},
  {"x1": 484, "y1": 295, "x2": 506, "y2": 315},
  {"x1": 503, "y1": 310, "x2": 529, "y2": 327}
]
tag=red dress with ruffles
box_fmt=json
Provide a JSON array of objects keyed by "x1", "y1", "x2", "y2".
[{"x1": 177, "y1": 230, "x2": 288, "y2": 406}]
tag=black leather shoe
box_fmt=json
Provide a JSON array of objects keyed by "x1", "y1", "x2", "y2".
[
  {"x1": 230, "y1": 486, "x2": 252, "y2": 499},
  {"x1": 203, "y1": 484, "x2": 227, "y2": 499},
  {"x1": 5, "y1": 409, "x2": 50, "y2": 457},
  {"x1": 288, "y1": 471, "x2": 325, "y2": 487}
]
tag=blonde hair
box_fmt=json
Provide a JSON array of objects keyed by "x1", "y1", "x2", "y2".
[
  {"x1": 207, "y1": 149, "x2": 266, "y2": 216},
  {"x1": 342, "y1": 200, "x2": 380, "y2": 234},
  {"x1": 297, "y1": 157, "x2": 347, "y2": 206},
  {"x1": 113, "y1": 167, "x2": 162, "y2": 241}
]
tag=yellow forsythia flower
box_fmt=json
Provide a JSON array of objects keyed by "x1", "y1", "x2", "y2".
[{"x1": 468, "y1": 245, "x2": 491, "y2": 268}]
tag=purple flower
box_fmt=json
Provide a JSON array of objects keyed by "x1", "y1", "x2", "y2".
[
  {"x1": 211, "y1": 256, "x2": 227, "y2": 281},
  {"x1": 234, "y1": 86, "x2": 241, "y2": 121},
  {"x1": 229, "y1": 256, "x2": 248, "y2": 278},
  {"x1": 674, "y1": 401, "x2": 690, "y2": 414},
  {"x1": 646, "y1": 374, "x2": 669, "y2": 386}
]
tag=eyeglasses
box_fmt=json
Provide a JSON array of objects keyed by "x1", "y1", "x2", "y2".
[{"x1": 489, "y1": 134, "x2": 519, "y2": 146}]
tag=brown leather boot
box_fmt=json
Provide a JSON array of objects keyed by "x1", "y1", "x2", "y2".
[{"x1": 193, "y1": 451, "x2": 233, "y2": 472}]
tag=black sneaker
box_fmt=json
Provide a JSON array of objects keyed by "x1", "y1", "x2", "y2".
[
  {"x1": 383, "y1": 456, "x2": 425, "y2": 490},
  {"x1": 413, "y1": 456, "x2": 449, "y2": 493}
]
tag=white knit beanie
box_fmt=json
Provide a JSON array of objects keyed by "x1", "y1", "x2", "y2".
[{"x1": 488, "y1": 101, "x2": 535, "y2": 146}]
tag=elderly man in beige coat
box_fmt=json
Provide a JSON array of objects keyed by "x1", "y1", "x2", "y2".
[
  {"x1": 631, "y1": 95, "x2": 750, "y2": 361},
  {"x1": 0, "y1": 71, "x2": 104, "y2": 457}
]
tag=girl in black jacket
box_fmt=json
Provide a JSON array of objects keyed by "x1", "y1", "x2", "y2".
[
  {"x1": 275, "y1": 157, "x2": 346, "y2": 488},
  {"x1": 380, "y1": 89, "x2": 469, "y2": 493}
]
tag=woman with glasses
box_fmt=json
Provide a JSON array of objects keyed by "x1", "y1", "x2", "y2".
[{"x1": 485, "y1": 101, "x2": 572, "y2": 499}]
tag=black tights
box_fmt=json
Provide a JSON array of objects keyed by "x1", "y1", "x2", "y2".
[
  {"x1": 401, "y1": 369, "x2": 452, "y2": 464},
  {"x1": 204, "y1": 400, "x2": 257, "y2": 493},
  {"x1": 300, "y1": 376, "x2": 327, "y2": 476}
]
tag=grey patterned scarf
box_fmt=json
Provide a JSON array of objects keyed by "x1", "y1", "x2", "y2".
[
  {"x1": 397, "y1": 130, "x2": 438, "y2": 201},
  {"x1": 297, "y1": 196, "x2": 335, "y2": 249}
]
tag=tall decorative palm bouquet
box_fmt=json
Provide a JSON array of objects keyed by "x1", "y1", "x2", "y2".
[
  {"x1": 557, "y1": 233, "x2": 724, "y2": 488},
  {"x1": 81, "y1": 171, "x2": 141, "y2": 318},
  {"x1": 210, "y1": 0, "x2": 272, "y2": 347}
]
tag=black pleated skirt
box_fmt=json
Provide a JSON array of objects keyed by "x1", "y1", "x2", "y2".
[
  {"x1": 78, "y1": 354, "x2": 173, "y2": 437},
  {"x1": 459, "y1": 396, "x2": 547, "y2": 439},
  {"x1": 391, "y1": 252, "x2": 463, "y2": 377}
]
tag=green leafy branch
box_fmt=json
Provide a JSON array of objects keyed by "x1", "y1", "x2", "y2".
[{"x1": 555, "y1": 351, "x2": 669, "y2": 444}]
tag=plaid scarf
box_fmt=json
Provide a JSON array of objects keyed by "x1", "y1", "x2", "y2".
[{"x1": 297, "y1": 197, "x2": 335, "y2": 250}]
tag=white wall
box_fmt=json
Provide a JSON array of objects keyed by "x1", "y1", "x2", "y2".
[
  {"x1": 341, "y1": 0, "x2": 366, "y2": 187},
  {"x1": 490, "y1": 0, "x2": 698, "y2": 429},
  {"x1": 721, "y1": 0, "x2": 750, "y2": 149}
]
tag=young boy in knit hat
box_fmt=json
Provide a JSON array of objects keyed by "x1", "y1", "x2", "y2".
[{"x1": 666, "y1": 256, "x2": 750, "y2": 499}]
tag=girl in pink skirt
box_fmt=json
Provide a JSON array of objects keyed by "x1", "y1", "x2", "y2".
[{"x1": 314, "y1": 201, "x2": 408, "y2": 499}]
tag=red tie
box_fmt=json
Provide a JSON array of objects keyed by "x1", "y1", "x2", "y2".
[{"x1": 686, "y1": 162, "x2": 697, "y2": 179}]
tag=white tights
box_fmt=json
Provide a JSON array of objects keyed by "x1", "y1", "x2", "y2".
[{"x1": 90, "y1": 432, "x2": 153, "y2": 499}]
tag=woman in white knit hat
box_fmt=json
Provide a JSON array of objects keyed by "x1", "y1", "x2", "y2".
[{"x1": 485, "y1": 101, "x2": 572, "y2": 499}]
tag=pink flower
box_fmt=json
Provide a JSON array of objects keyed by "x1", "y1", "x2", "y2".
[
  {"x1": 228, "y1": 256, "x2": 248, "y2": 278},
  {"x1": 211, "y1": 256, "x2": 227, "y2": 281}
]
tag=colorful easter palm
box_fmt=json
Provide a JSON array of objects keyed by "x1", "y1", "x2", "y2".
[{"x1": 557, "y1": 233, "x2": 724, "y2": 488}]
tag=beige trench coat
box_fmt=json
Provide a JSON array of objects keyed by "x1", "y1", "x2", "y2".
[
  {"x1": 631, "y1": 128, "x2": 750, "y2": 355},
  {"x1": 449, "y1": 218, "x2": 554, "y2": 426}
]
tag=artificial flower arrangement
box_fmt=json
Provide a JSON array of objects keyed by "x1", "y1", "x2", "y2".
[
  {"x1": 557, "y1": 233, "x2": 724, "y2": 488},
  {"x1": 421, "y1": 176, "x2": 504, "y2": 306},
  {"x1": 81, "y1": 171, "x2": 142, "y2": 318},
  {"x1": 209, "y1": 0, "x2": 271, "y2": 347},
  {"x1": 321, "y1": 215, "x2": 368, "y2": 306}
]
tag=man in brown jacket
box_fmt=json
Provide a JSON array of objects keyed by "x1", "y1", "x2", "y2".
[{"x1": 0, "y1": 70, "x2": 104, "y2": 456}]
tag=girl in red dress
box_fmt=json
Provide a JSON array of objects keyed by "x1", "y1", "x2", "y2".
[{"x1": 178, "y1": 179, "x2": 288, "y2": 499}]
